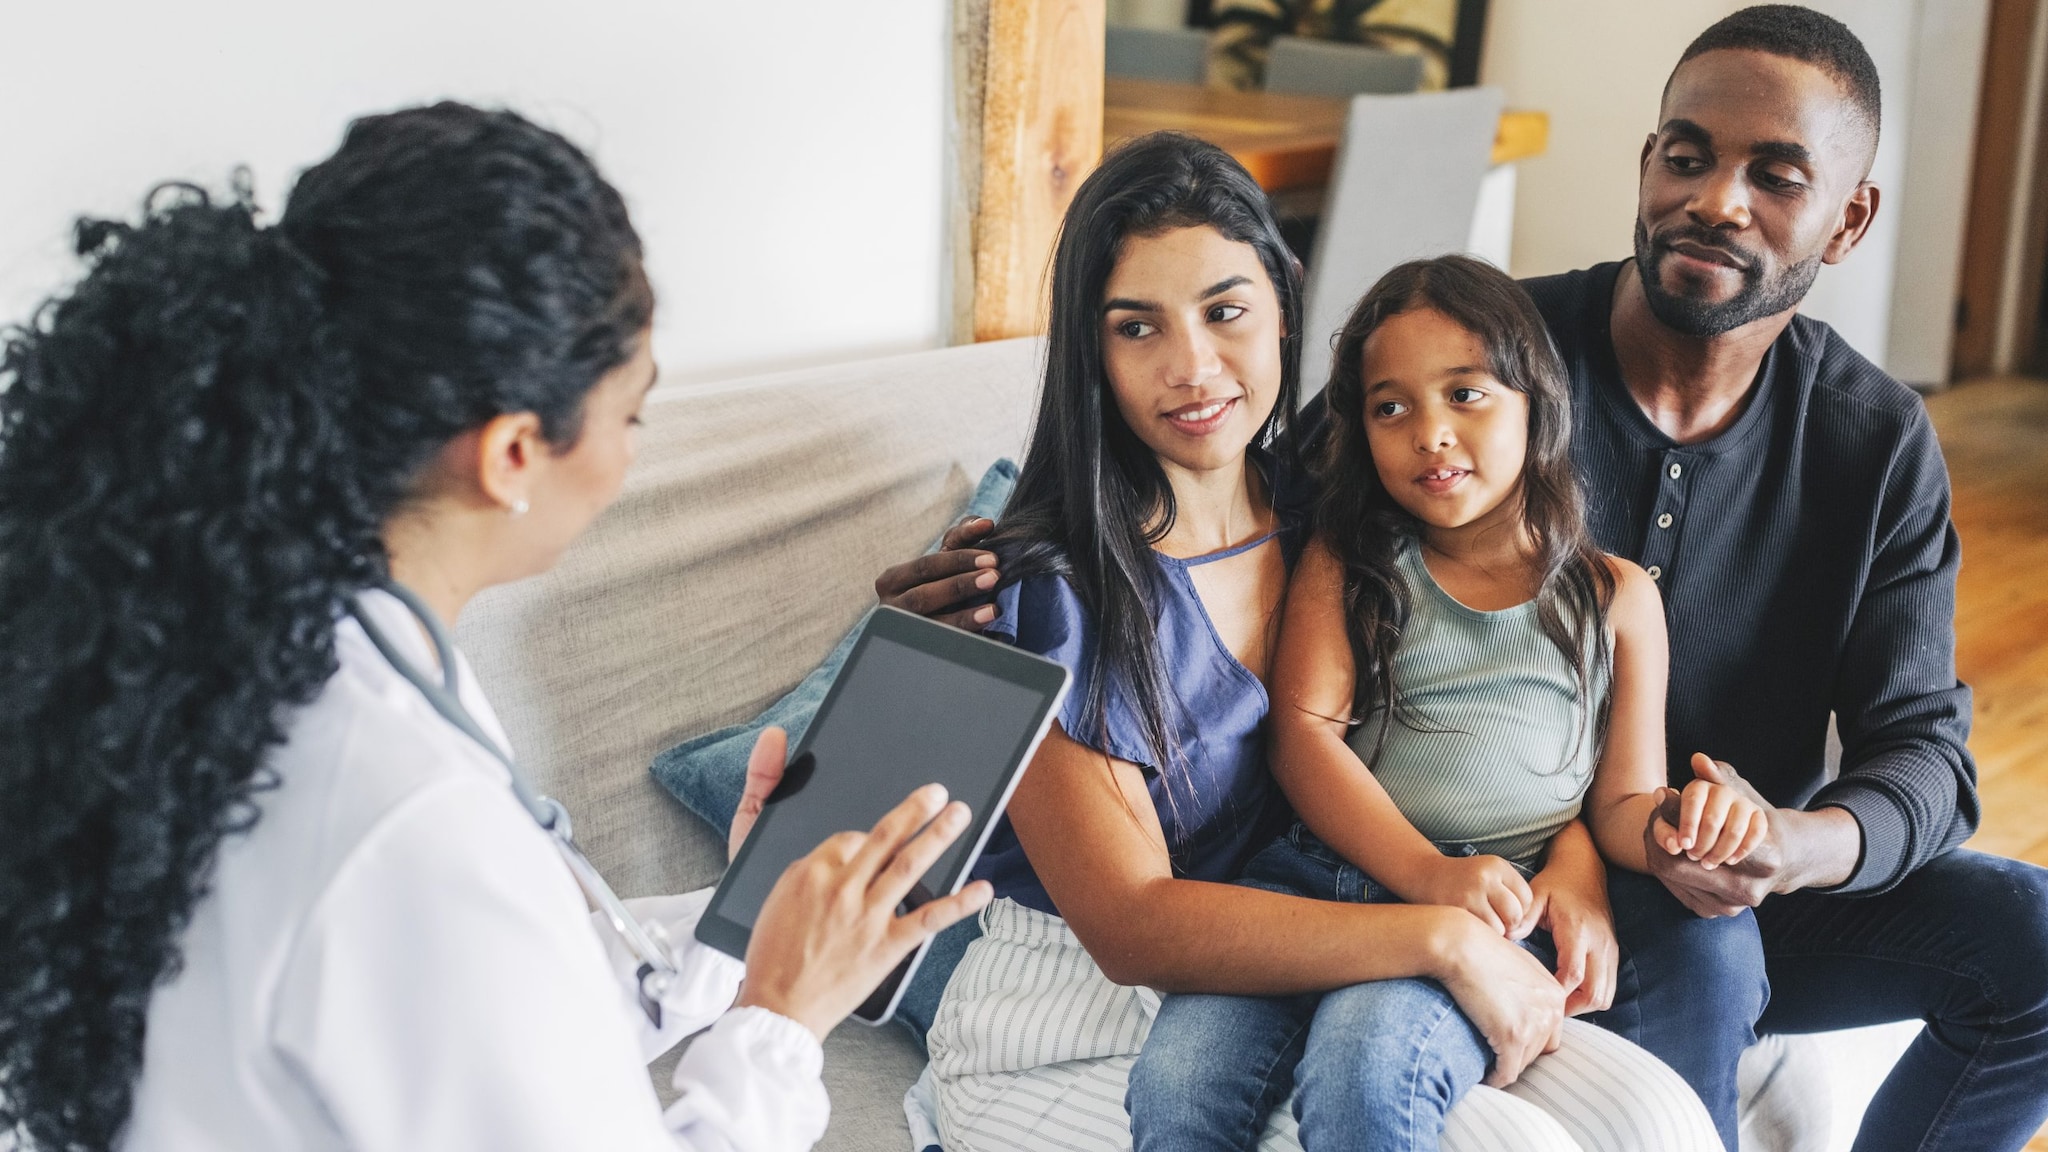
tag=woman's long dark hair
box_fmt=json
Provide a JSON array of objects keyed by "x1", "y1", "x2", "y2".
[
  {"x1": 1316, "y1": 254, "x2": 1614, "y2": 765},
  {"x1": 0, "y1": 103, "x2": 652, "y2": 1150},
  {"x1": 987, "y1": 132, "x2": 1303, "y2": 824}
]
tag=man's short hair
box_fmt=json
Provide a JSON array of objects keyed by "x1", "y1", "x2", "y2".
[{"x1": 1674, "y1": 5, "x2": 1882, "y2": 139}]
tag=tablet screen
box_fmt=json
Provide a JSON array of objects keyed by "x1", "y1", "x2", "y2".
[{"x1": 711, "y1": 631, "x2": 1061, "y2": 932}]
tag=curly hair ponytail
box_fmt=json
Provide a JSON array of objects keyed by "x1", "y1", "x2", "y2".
[{"x1": 0, "y1": 103, "x2": 651, "y2": 1150}]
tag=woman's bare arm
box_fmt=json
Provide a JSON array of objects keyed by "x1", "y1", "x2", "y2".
[
  {"x1": 1005, "y1": 723, "x2": 1461, "y2": 994},
  {"x1": 994, "y1": 533, "x2": 1570, "y2": 1082},
  {"x1": 1007, "y1": 713, "x2": 1569, "y2": 1083},
  {"x1": 1583, "y1": 557, "x2": 1670, "y2": 872}
]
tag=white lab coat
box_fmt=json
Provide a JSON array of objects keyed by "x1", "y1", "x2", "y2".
[{"x1": 122, "y1": 589, "x2": 830, "y2": 1151}]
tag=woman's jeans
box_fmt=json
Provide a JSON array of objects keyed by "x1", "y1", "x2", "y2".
[{"x1": 1127, "y1": 823, "x2": 1554, "y2": 1152}]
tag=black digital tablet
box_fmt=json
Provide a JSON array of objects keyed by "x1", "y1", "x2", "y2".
[{"x1": 696, "y1": 605, "x2": 1070, "y2": 1025}]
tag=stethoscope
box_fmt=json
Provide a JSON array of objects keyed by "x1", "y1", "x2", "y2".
[{"x1": 350, "y1": 580, "x2": 681, "y2": 1028}]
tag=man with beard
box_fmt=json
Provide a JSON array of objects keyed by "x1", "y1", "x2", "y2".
[
  {"x1": 874, "y1": 7, "x2": 2048, "y2": 1150},
  {"x1": 1512, "y1": 8, "x2": 2048, "y2": 1151}
]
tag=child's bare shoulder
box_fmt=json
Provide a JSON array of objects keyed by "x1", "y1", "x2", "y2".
[
  {"x1": 1600, "y1": 554, "x2": 1663, "y2": 627},
  {"x1": 1600, "y1": 552, "x2": 1652, "y2": 585}
]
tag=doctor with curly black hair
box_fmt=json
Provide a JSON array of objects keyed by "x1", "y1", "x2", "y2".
[{"x1": 0, "y1": 101, "x2": 989, "y2": 1152}]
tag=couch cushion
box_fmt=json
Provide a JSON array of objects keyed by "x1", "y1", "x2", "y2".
[
  {"x1": 649, "y1": 458, "x2": 1020, "y2": 838},
  {"x1": 457, "y1": 336, "x2": 1043, "y2": 900}
]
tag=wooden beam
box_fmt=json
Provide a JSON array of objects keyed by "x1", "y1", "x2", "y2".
[
  {"x1": 949, "y1": 0, "x2": 992, "y2": 345},
  {"x1": 1956, "y1": 0, "x2": 2044, "y2": 377},
  {"x1": 968, "y1": 0, "x2": 1106, "y2": 342}
]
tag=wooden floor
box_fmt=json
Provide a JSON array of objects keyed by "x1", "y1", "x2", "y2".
[
  {"x1": 1922, "y1": 376, "x2": 2048, "y2": 1151},
  {"x1": 1934, "y1": 377, "x2": 2048, "y2": 867}
]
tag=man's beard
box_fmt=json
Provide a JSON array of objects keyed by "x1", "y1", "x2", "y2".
[{"x1": 1633, "y1": 219, "x2": 1822, "y2": 338}]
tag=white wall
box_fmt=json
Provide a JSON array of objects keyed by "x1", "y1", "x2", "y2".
[
  {"x1": 1798, "y1": 0, "x2": 1914, "y2": 365},
  {"x1": 1886, "y1": 0, "x2": 1991, "y2": 385},
  {"x1": 1480, "y1": 1, "x2": 1743, "y2": 280},
  {"x1": 1480, "y1": 0, "x2": 1987, "y2": 378},
  {"x1": 0, "y1": 1, "x2": 951, "y2": 386}
]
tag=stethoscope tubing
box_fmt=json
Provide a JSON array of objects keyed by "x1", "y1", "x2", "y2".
[{"x1": 350, "y1": 581, "x2": 680, "y2": 1025}]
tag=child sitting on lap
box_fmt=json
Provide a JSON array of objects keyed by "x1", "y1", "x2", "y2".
[{"x1": 1127, "y1": 255, "x2": 1761, "y2": 1152}]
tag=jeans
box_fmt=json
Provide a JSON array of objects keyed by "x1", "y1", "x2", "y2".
[
  {"x1": 1128, "y1": 823, "x2": 1554, "y2": 1152},
  {"x1": 1590, "y1": 849, "x2": 2048, "y2": 1152}
]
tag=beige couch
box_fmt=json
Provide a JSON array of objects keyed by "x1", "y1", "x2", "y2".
[{"x1": 455, "y1": 336, "x2": 1918, "y2": 1152}]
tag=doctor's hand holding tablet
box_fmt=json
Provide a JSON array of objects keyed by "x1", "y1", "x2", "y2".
[
  {"x1": 707, "y1": 606, "x2": 1070, "y2": 1032},
  {"x1": 731, "y1": 729, "x2": 988, "y2": 1041}
]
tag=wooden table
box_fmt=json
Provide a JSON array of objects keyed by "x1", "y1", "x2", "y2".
[{"x1": 1104, "y1": 76, "x2": 1549, "y2": 193}]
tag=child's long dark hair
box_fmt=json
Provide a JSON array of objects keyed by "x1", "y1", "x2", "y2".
[
  {"x1": 987, "y1": 132, "x2": 1303, "y2": 824},
  {"x1": 1316, "y1": 254, "x2": 1613, "y2": 764}
]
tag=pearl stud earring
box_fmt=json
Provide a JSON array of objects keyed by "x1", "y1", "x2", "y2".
[{"x1": 511, "y1": 499, "x2": 530, "y2": 517}]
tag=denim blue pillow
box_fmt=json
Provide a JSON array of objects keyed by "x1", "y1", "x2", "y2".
[{"x1": 651, "y1": 458, "x2": 1016, "y2": 1041}]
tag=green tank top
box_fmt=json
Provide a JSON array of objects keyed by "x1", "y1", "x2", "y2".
[{"x1": 1344, "y1": 539, "x2": 1609, "y2": 867}]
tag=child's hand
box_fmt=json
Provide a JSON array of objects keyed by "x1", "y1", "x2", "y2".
[
  {"x1": 1414, "y1": 854, "x2": 1533, "y2": 938},
  {"x1": 1525, "y1": 869, "x2": 1618, "y2": 1016},
  {"x1": 1652, "y1": 763, "x2": 1770, "y2": 869}
]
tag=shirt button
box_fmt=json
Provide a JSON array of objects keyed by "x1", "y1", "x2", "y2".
[
  {"x1": 1647, "y1": 565, "x2": 1663, "y2": 581},
  {"x1": 1668, "y1": 463, "x2": 1683, "y2": 480},
  {"x1": 1657, "y1": 512, "x2": 1673, "y2": 529}
]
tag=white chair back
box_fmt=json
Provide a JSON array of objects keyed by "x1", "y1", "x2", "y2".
[{"x1": 1300, "y1": 87, "x2": 1504, "y2": 394}]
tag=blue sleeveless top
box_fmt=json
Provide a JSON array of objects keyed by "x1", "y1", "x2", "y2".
[{"x1": 972, "y1": 462, "x2": 1308, "y2": 917}]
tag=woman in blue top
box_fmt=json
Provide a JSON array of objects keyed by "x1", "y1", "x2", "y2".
[{"x1": 918, "y1": 133, "x2": 1705, "y2": 1152}]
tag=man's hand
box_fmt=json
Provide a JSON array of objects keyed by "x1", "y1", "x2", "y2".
[
  {"x1": 873, "y1": 516, "x2": 1001, "y2": 630},
  {"x1": 1642, "y1": 754, "x2": 1858, "y2": 917},
  {"x1": 1644, "y1": 755, "x2": 1782, "y2": 916},
  {"x1": 1527, "y1": 830, "x2": 1618, "y2": 1016},
  {"x1": 1650, "y1": 769, "x2": 1770, "y2": 873}
]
